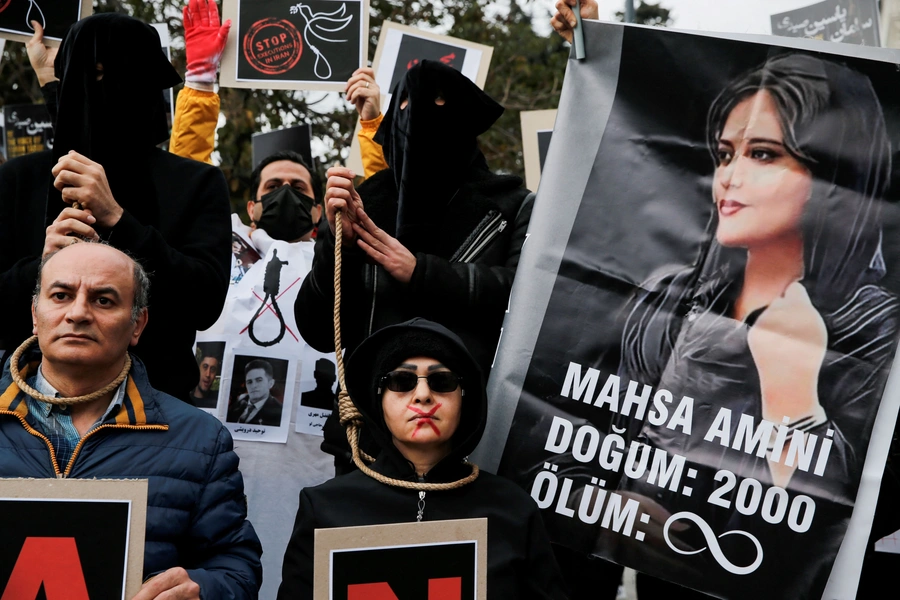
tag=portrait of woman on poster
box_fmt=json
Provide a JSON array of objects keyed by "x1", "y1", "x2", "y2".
[{"x1": 615, "y1": 53, "x2": 899, "y2": 592}]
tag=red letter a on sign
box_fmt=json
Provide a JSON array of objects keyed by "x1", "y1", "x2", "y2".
[
  {"x1": 348, "y1": 583, "x2": 400, "y2": 599},
  {"x1": 1, "y1": 538, "x2": 90, "y2": 600}
]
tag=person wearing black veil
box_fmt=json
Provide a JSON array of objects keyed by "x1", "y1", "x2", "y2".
[
  {"x1": 610, "y1": 54, "x2": 899, "y2": 599},
  {"x1": 294, "y1": 60, "x2": 534, "y2": 473},
  {"x1": 0, "y1": 13, "x2": 231, "y2": 399}
]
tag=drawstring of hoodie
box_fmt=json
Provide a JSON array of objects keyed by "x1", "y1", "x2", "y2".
[{"x1": 332, "y1": 210, "x2": 479, "y2": 493}]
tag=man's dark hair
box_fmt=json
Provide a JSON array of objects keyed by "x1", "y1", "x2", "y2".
[
  {"x1": 245, "y1": 359, "x2": 274, "y2": 380},
  {"x1": 249, "y1": 151, "x2": 322, "y2": 204}
]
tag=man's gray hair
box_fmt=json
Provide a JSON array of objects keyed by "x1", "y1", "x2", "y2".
[{"x1": 32, "y1": 240, "x2": 150, "y2": 323}]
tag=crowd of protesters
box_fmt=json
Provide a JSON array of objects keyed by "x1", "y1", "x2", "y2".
[{"x1": 0, "y1": 0, "x2": 898, "y2": 598}]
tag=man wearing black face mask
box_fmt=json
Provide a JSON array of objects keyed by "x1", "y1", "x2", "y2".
[
  {"x1": 0, "y1": 14, "x2": 231, "y2": 400},
  {"x1": 246, "y1": 151, "x2": 323, "y2": 252}
]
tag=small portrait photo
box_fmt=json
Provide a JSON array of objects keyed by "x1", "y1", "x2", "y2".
[
  {"x1": 231, "y1": 232, "x2": 261, "y2": 285},
  {"x1": 226, "y1": 355, "x2": 288, "y2": 427},
  {"x1": 300, "y1": 357, "x2": 338, "y2": 411},
  {"x1": 190, "y1": 341, "x2": 226, "y2": 409}
]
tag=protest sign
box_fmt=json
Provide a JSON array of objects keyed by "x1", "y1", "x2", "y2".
[
  {"x1": 346, "y1": 21, "x2": 493, "y2": 175},
  {"x1": 221, "y1": 0, "x2": 369, "y2": 91},
  {"x1": 771, "y1": 0, "x2": 880, "y2": 45},
  {"x1": 0, "y1": 478, "x2": 147, "y2": 599},
  {"x1": 252, "y1": 123, "x2": 313, "y2": 169},
  {"x1": 314, "y1": 518, "x2": 487, "y2": 600},
  {"x1": 3, "y1": 103, "x2": 53, "y2": 160},
  {"x1": 474, "y1": 21, "x2": 900, "y2": 599},
  {"x1": 520, "y1": 109, "x2": 556, "y2": 193},
  {"x1": 0, "y1": 0, "x2": 91, "y2": 44}
]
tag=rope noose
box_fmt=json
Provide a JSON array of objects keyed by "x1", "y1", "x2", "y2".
[
  {"x1": 332, "y1": 210, "x2": 480, "y2": 491},
  {"x1": 11, "y1": 335, "x2": 132, "y2": 406},
  {"x1": 248, "y1": 249, "x2": 288, "y2": 347}
]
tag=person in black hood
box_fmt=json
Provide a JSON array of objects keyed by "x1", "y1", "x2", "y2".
[
  {"x1": 0, "y1": 13, "x2": 231, "y2": 399},
  {"x1": 277, "y1": 318, "x2": 567, "y2": 600},
  {"x1": 295, "y1": 60, "x2": 534, "y2": 472}
]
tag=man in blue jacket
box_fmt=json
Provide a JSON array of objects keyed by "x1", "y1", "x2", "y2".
[{"x1": 0, "y1": 241, "x2": 262, "y2": 599}]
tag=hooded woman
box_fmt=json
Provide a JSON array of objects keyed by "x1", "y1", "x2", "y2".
[
  {"x1": 0, "y1": 13, "x2": 231, "y2": 399},
  {"x1": 277, "y1": 318, "x2": 567, "y2": 599},
  {"x1": 616, "y1": 54, "x2": 899, "y2": 598},
  {"x1": 295, "y1": 60, "x2": 534, "y2": 472}
]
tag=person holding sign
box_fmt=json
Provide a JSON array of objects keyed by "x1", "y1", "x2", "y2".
[
  {"x1": 278, "y1": 318, "x2": 567, "y2": 599},
  {"x1": 0, "y1": 242, "x2": 262, "y2": 599},
  {"x1": 613, "y1": 54, "x2": 898, "y2": 597}
]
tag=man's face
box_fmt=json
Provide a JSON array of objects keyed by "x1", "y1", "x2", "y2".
[
  {"x1": 198, "y1": 356, "x2": 220, "y2": 393},
  {"x1": 247, "y1": 160, "x2": 322, "y2": 238},
  {"x1": 245, "y1": 367, "x2": 275, "y2": 403},
  {"x1": 32, "y1": 244, "x2": 147, "y2": 371}
]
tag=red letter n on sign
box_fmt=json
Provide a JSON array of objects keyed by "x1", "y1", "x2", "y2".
[
  {"x1": 347, "y1": 578, "x2": 462, "y2": 600},
  {"x1": 1, "y1": 537, "x2": 90, "y2": 600}
]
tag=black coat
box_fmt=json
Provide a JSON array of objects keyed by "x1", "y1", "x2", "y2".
[
  {"x1": 0, "y1": 149, "x2": 231, "y2": 398},
  {"x1": 278, "y1": 319, "x2": 567, "y2": 600},
  {"x1": 295, "y1": 168, "x2": 532, "y2": 469}
]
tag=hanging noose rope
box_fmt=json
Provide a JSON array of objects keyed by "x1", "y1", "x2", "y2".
[
  {"x1": 332, "y1": 210, "x2": 480, "y2": 492},
  {"x1": 10, "y1": 336, "x2": 132, "y2": 407},
  {"x1": 248, "y1": 249, "x2": 288, "y2": 347}
]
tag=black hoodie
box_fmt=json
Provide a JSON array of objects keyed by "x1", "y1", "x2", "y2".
[{"x1": 278, "y1": 319, "x2": 568, "y2": 599}]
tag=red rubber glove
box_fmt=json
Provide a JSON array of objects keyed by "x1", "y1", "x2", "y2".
[{"x1": 184, "y1": 0, "x2": 231, "y2": 84}]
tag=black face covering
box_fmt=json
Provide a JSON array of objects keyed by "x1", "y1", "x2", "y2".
[
  {"x1": 256, "y1": 186, "x2": 317, "y2": 241},
  {"x1": 375, "y1": 60, "x2": 504, "y2": 254}
]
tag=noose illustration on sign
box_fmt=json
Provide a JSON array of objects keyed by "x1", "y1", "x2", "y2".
[
  {"x1": 289, "y1": 3, "x2": 354, "y2": 80},
  {"x1": 248, "y1": 249, "x2": 289, "y2": 347},
  {"x1": 25, "y1": 0, "x2": 46, "y2": 31}
]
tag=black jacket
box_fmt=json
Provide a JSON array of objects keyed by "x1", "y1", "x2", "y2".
[
  {"x1": 278, "y1": 319, "x2": 567, "y2": 600},
  {"x1": 295, "y1": 167, "x2": 533, "y2": 373},
  {"x1": 0, "y1": 149, "x2": 231, "y2": 398}
]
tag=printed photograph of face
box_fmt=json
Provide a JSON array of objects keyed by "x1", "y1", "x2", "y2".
[
  {"x1": 191, "y1": 341, "x2": 225, "y2": 408},
  {"x1": 231, "y1": 232, "x2": 261, "y2": 285},
  {"x1": 226, "y1": 354, "x2": 288, "y2": 427}
]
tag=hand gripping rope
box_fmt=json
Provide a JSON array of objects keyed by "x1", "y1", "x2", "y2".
[
  {"x1": 332, "y1": 210, "x2": 480, "y2": 492},
  {"x1": 248, "y1": 249, "x2": 289, "y2": 347}
]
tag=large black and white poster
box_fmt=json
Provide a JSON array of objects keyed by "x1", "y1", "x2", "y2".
[
  {"x1": 771, "y1": 0, "x2": 880, "y2": 46},
  {"x1": 0, "y1": 0, "x2": 91, "y2": 43},
  {"x1": 222, "y1": 0, "x2": 368, "y2": 91},
  {"x1": 475, "y1": 22, "x2": 900, "y2": 600}
]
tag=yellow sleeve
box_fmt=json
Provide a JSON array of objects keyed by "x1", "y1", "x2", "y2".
[
  {"x1": 170, "y1": 86, "x2": 220, "y2": 164},
  {"x1": 358, "y1": 113, "x2": 389, "y2": 179}
]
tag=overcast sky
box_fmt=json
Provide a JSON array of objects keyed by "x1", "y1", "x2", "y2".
[{"x1": 529, "y1": 0, "x2": 849, "y2": 36}]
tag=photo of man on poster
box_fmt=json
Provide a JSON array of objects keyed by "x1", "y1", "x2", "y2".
[{"x1": 227, "y1": 357, "x2": 286, "y2": 427}]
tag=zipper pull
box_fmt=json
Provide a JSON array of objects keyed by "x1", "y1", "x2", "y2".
[
  {"x1": 498, "y1": 220, "x2": 507, "y2": 233},
  {"x1": 417, "y1": 491, "x2": 426, "y2": 522}
]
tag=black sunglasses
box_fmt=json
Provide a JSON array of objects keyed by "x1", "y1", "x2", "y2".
[{"x1": 378, "y1": 370, "x2": 462, "y2": 394}]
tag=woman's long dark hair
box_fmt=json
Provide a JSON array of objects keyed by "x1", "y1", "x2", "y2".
[{"x1": 698, "y1": 53, "x2": 891, "y2": 313}]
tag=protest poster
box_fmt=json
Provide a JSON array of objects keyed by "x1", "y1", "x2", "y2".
[
  {"x1": 520, "y1": 109, "x2": 556, "y2": 193},
  {"x1": 221, "y1": 0, "x2": 369, "y2": 91},
  {"x1": 3, "y1": 103, "x2": 53, "y2": 160},
  {"x1": 314, "y1": 518, "x2": 488, "y2": 600},
  {"x1": 0, "y1": 0, "x2": 91, "y2": 44},
  {"x1": 346, "y1": 21, "x2": 493, "y2": 175},
  {"x1": 771, "y1": 0, "x2": 880, "y2": 45},
  {"x1": 473, "y1": 20, "x2": 900, "y2": 599},
  {"x1": 295, "y1": 346, "x2": 338, "y2": 436},
  {"x1": 252, "y1": 123, "x2": 313, "y2": 169},
  {"x1": 151, "y1": 23, "x2": 176, "y2": 131},
  {"x1": 0, "y1": 478, "x2": 147, "y2": 599}
]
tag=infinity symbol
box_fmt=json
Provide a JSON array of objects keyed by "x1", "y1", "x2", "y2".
[{"x1": 663, "y1": 511, "x2": 763, "y2": 575}]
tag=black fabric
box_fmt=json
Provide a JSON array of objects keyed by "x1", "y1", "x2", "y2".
[
  {"x1": 375, "y1": 60, "x2": 503, "y2": 255},
  {"x1": 277, "y1": 319, "x2": 567, "y2": 600},
  {"x1": 0, "y1": 150, "x2": 231, "y2": 399},
  {"x1": 295, "y1": 169, "x2": 532, "y2": 470}
]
